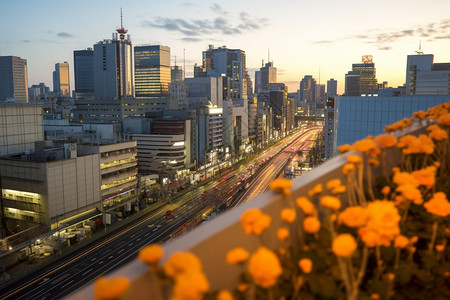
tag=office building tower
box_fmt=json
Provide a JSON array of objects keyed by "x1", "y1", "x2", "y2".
[
  {"x1": 134, "y1": 45, "x2": 170, "y2": 98},
  {"x1": 406, "y1": 53, "x2": 450, "y2": 95},
  {"x1": 255, "y1": 61, "x2": 277, "y2": 94},
  {"x1": 326, "y1": 78, "x2": 337, "y2": 98},
  {"x1": 171, "y1": 65, "x2": 184, "y2": 82},
  {"x1": 53, "y1": 62, "x2": 70, "y2": 97},
  {"x1": 199, "y1": 45, "x2": 250, "y2": 101},
  {"x1": 0, "y1": 55, "x2": 29, "y2": 102},
  {"x1": 29, "y1": 83, "x2": 51, "y2": 102},
  {"x1": 316, "y1": 84, "x2": 326, "y2": 104},
  {"x1": 299, "y1": 75, "x2": 316, "y2": 104},
  {"x1": 74, "y1": 48, "x2": 94, "y2": 98},
  {"x1": 344, "y1": 55, "x2": 377, "y2": 96},
  {"x1": 93, "y1": 18, "x2": 134, "y2": 100}
]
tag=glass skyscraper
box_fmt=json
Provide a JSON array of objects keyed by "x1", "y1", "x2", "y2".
[
  {"x1": 134, "y1": 45, "x2": 170, "y2": 98},
  {"x1": 74, "y1": 49, "x2": 94, "y2": 98},
  {"x1": 53, "y1": 62, "x2": 70, "y2": 97},
  {"x1": 0, "y1": 55, "x2": 29, "y2": 102}
]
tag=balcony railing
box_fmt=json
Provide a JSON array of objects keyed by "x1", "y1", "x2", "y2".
[{"x1": 70, "y1": 122, "x2": 431, "y2": 299}]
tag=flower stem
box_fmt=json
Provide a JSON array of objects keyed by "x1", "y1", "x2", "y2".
[
  {"x1": 394, "y1": 248, "x2": 400, "y2": 269},
  {"x1": 429, "y1": 221, "x2": 438, "y2": 252}
]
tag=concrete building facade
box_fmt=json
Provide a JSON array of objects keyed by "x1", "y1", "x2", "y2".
[{"x1": 0, "y1": 56, "x2": 29, "y2": 102}]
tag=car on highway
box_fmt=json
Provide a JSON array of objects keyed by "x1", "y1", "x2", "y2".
[{"x1": 165, "y1": 210, "x2": 174, "y2": 219}]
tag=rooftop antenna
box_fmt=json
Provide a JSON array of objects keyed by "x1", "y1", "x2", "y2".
[
  {"x1": 415, "y1": 41, "x2": 424, "y2": 54},
  {"x1": 174, "y1": 55, "x2": 177, "y2": 66},
  {"x1": 183, "y1": 48, "x2": 186, "y2": 74},
  {"x1": 319, "y1": 66, "x2": 321, "y2": 85},
  {"x1": 262, "y1": 59, "x2": 264, "y2": 67},
  {"x1": 268, "y1": 48, "x2": 270, "y2": 64},
  {"x1": 116, "y1": 8, "x2": 127, "y2": 40}
]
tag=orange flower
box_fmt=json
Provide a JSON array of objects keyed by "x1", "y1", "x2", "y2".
[
  {"x1": 308, "y1": 183, "x2": 323, "y2": 197},
  {"x1": 368, "y1": 158, "x2": 379, "y2": 167},
  {"x1": 438, "y1": 113, "x2": 450, "y2": 126},
  {"x1": 280, "y1": 208, "x2": 296, "y2": 223},
  {"x1": 347, "y1": 154, "x2": 363, "y2": 164},
  {"x1": 332, "y1": 185, "x2": 346, "y2": 195},
  {"x1": 94, "y1": 276, "x2": 130, "y2": 300},
  {"x1": 381, "y1": 186, "x2": 391, "y2": 196},
  {"x1": 361, "y1": 200, "x2": 401, "y2": 245},
  {"x1": 435, "y1": 245, "x2": 445, "y2": 252},
  {"x1": 393, "y1": 171, "x2": 419, "y2": 187},
  {"x1": 138, "y1": 244, "x2": 164, "y2": 265},
  {"x1": 394, "y1": 235, "x2": 409, "y2": 248},
  {"x1": 269, "y1": 178, "x2": 293, "y2": 195},
  {"x1": 338, "y1": 206, "x2": 369, "y2": 228},
  {"x1": 171, "y1": 270, "x2": 210, "y2": 300},
  {"x1": 303, "y1": 217, "x2": 321, "y2": 234},
  {"x1": 414, "y1": 110, "x2": 427, "y2": 121},
  {"x1": 248, "y1": 247, "x2": 282, "y2": 288},
  {"x1": 342, "y1": 163, "x2": 355, "y2": 175},
  {"x1": 237, "y1": 283, "x2": 249, "y2": 292},
  {"x1": 427, "y1": 124, "x2": 440, "y2": 132},
  {"x1": 326, "y1": 179, "x2": 342, "y2": 190},
  {"x1": 164, "y1": 252, "x2": 202, "y2": 277},
  {"x1": 298, "y1": 258, "x2": 313, "y2": 274},
  {"x1": 374, "y1": 134, "x2": 398, "y2": 148},
  {"x1": 217, "y1": 290, "x2": 234, "y2": 300},
  {"x1": 359, "y1": 228, "x2": 381, "y2": 247},
  {"x1": 332, "y1": 234, "x2": 357, "y2": 257},
  {"x1": 241, "y1": 208, "x2": 272, "y2": 235},
  {"x1": 352, "y1": 139, "x2": 377, "y2": 153},
  {"x1": 277, "y1": 228, "x2": 290, "y2": 241},
  {"x1": 412, "y1": 166, "x2": 436, "y2": 189},
  {"x1": 396, "y1": 184, "x2": 423, "y2": 205},
  {"x1": 320, "y1": 195, "x2": 341, "y2": 210},
  {"x1": 397, "y1": 134, "x2": 435, "y2": 155},
  {"x1": 338, "y1": 144, "x2": 352, "y2": 153},
  {"x1": 424, "y1": 192, "x2": 450, "y2": 217},
  {"x1": 296, "y1": 197, "x2": 316, "y2": 215},
  {"x1": 429, "y1": 127, "x2": 448, "y2": 141},
  {"x1": 226, "y1": 247, "x2": 250, "y2": 265}
]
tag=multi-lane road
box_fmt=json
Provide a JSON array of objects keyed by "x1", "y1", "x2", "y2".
[{"x1": 0, "y1": 126, "x2": 321, "y2": 300}]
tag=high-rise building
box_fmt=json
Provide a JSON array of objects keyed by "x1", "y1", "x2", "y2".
[
  {"x1": 326, "y1": 78, "x2": 337, "y2": 98},
  {"x1": 74, "y1": 48, "x2": 94, "y2": 98},
  {"x1": 171, "y1": 65, "x2": 184, "y2": 82},
  {"x1": 299, "y1": 75, "x2": 316, "y2": 104},
  {"x1": 93, "y1": 20, "x2": 134, "y2": 100},
  {"x1": 134, "y1": 45, "x2": 170, "y2": 98},
  {"x1": 406, "y1": 53, "x2": 450, "y2": 95},
  {"x1": 199, "y1": 45, "x2": 250, "y2": 101},
  {"x1": 255, "y1": 61, "x2": 277, "y2": 94},
  {"x1": 0, "y1": 55, "x2": 29, "y2": 102},
  {"x1": 315, "y1": 84, "x2": 326, "y2": 104},
  {"x1": 53, "y1": 62, "x2": 70, "y2": 97},
  {"x1": 28, "y1": 83, "x2": 51, "y2": 102},
  {"x1": 344, "y1": 55, "x2": 377, "y2": 96}
]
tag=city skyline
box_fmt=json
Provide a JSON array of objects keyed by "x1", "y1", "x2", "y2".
[{"x1": 2, "y1": 0, "x2": 450, "y2": 94}]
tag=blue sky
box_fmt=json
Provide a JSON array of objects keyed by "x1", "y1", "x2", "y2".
[{"x1": 2, "y1": 0, "x2": 450, "y2": 94}]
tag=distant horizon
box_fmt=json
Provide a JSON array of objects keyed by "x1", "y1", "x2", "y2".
[{"x1": 2, "y1": 0, "x2": 450, "y2": 95}]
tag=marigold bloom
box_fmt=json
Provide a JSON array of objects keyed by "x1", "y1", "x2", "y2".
[
  {"x1": 394, "y1": 235, "x2": 409, "y2": 248},
  {"x1": 280, "y1": 208, "x2": 296, "y2": 223},
  {"x1": 296, "y1": 197, "x2": 316, "y2": 215},
  {"x1": 352, "y1": 139, "x2": 377, "y2": 153},
  {"x1": 374, "y1": 134, "x2": 398, "y2": 148},
  {"x1": 396, "y1": 184, "x2": 423, "y2": 205},
  {"x1": 338, "y1": 144, "x2": 352, "y2": 153},
  {"x1": 94, "y1": 276, "x2": 130, "y2": 300},
  {"x1": 303, "y1": 217, "x2": 321, "y2": 234},
  {"x1": 332, "y1": 185, "x2": 346, "y2": 195},
  {"x1": 359, "y1": 228, "x2": 381, "y2": 248},
  {"x1": 393, "y1": 171, "x2": 419, "y2": 187},
  {"x1": 138, "y1": 244, "x2": 164, "y2": 265},
  {"x1": 308, "y1": 183, "x2": 323, "y2": 197},
  {"x1": 171, "y1": 270, "x2": 210, "y2": 300},
  {"x1": 368, "y1": 158, "x2": 380, "y2": 167},
  {"x1": 164, "y1": 252, "x2": 202, "y2": 278},
  {"x1": 347, "y1": 154, "x2": 363, "y2": 164},
  {"x1": 410, "y1": 236, "x2": 419, "y2": 244},
  {"x1": 412, "y1": 166, "x2": 436, "y2": 189},
  {"x1": 237, "y1": 283, "x2": 249, "y2": 292},
  {"x1": 241, "y1": 208, "x2": 272, "y2": 235},
  {"x1": 414, "y1": 110, "x2": 427, "y2": 121},
  {"x1": 326, "y1": 179, "x2": 342, "y2": 190},
  {"x1": 332, "y1": 234, "x2": 357, "y2": 257},
  {"x1": 381, "y1": 186, "x2": 391, "y2": 196},
  {"x1": 435, "y1": 245, "x2": 445, "y2": 252},
  {"x1": 423, "y1": 192, "x2": 450, "y2": 217},
  {"x1": 247, "y1": 247, "x2": 282, "y2": 288},
  {"x1": 438, "y1": 113, "x2": 450, "y2": 126},
  {"x1": 342, "y1": 163, "x2": 355, "y2": 175},
  {"x1": 269, "y1": 178, "x2": 293, "y2": 195},
  {"x1": 361, "y1": 200, "x2": 401, "y2": 245},
  {"x1": 277, "y1": 227, "x2": 290, "y2": 241},
  {"x1": 298, "y1": 258, "x2": 313, "y2": 274},
  {"x1": 338, "y1": 206, "x2": 369, "y2": 228},
  {"x1": 427, "y1": 124, "x2": 440, "y2": 132},
  {"x1": 320, "y1": 195, "x2": 341, "y2": 210},
  {"x1": 429, "y1": 127, "x2": 448, "y2": 141},
  {"x1": 217, "y1": 290, "x2": 234, "y2": 300},
  {"x1": 226, "y1": 247, "x2": 250, "y2": 265},
  {"x1": 371, "y1": 293, "x2": 381, "y2": 300}
]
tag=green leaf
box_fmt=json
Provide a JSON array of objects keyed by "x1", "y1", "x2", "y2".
[{"x1": 306, "y1": 273, "x2": 339, "y2": 299}]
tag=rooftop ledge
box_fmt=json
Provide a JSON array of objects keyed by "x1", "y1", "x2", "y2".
[{"x1": 70, "y1": 121, "x2": 435, "y2": 300}]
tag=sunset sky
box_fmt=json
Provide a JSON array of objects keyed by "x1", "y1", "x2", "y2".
[{"x1": 2, "y1": 0, "x2": 450, "y2": 94}]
